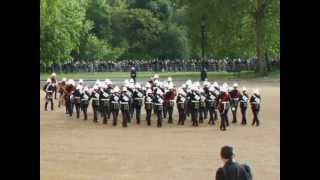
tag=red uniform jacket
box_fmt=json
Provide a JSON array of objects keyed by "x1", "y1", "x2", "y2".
[
  {"x1": 218, "y1": 92, "x2": 230, "y2": 112},
  {"x1": 164, "y1": 90, "x2": 176, "y2": 106}
]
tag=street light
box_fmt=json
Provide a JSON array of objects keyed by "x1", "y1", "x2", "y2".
[
  {"x1": 201, "y1": 16, "x2": 206, "y2": 67},
  {"x1": 200, "y1": 15, "x2": 207, "y2": 81}
]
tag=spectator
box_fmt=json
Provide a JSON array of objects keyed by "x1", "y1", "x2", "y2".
[{"x1": 215, "y1": 146, "x2": 252, "y2": 180}]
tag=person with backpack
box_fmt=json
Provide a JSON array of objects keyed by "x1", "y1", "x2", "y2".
[{"x1": 215, "y1": 145, "x2": 252, "y2": 180}]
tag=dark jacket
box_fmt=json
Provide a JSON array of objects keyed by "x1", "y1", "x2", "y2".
[{"x1": 215, "y1": 160, "x2": 251, "y2": 180}]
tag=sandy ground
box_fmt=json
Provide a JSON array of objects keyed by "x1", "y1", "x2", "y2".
[{"x1": 40, "y1": 82, "x2": 279, "y2": 180}]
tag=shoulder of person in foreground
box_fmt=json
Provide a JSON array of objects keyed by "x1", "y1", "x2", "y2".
[{"x1": 215, "y1": 167, "x2": 225, "y2": 180}]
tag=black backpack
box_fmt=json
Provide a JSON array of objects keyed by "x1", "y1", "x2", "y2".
[{"x1": 222, "y1": 163, "x2": 252, "y2": 180}]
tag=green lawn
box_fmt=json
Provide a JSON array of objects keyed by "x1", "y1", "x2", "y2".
[{"x1": 40, "y1": 70, "x2": 279, "y2": 81}]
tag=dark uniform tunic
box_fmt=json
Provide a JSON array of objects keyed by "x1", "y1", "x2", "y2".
[
  {"x1": 189, "y1": 91, "x2": 201, "y2": 126},
  {"x1": 120, "y1": 92, "x2": 130, "y2": 127},
  {"x1": 229, "y1": 89, "x2": 241, "y2": 123},
  {"x1": 110, "y1": 92, "x2": 120, "y2": 126},
  {"x1": 250, "y1": 94, "x2": 261, "y2": 126},
  {"x1": 154, "y1": 93, "x2": 164, "y2": 127},
  {"x1": 239, "y1": 92, "x2": 249, "y2": 125},
  {"x1": 99, "y1": 88, "x2": 111, "y2": 124},
  {"x1": 90, "y1": 89, "x2": 100, "y2": 122},
  {"x1": 207, "y1": 92, "x2": 218, "y2": 125},
  {"x1": 73, "y1": 87, "x2": 82, "y2": 119},
  {"x1": 133, "y1": 89, "x2": 144, "y2": 124},
  {"x1": 44, "y1": 83, "x2": 54, "y2": 111},
  {"x1": 176, "y1": 93, "x2": 186, "y2": 125},
  {"x1": 80, "y1": 90, "x2": 90, "y2": 120},
  {"x1": 144, "y1": 93, "x2": 154, "y2": 126}
]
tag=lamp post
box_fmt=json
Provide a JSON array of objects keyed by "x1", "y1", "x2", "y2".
[
  {"x1": 200, "y1": 15, "x2": 207, "y2": 81},
  {"x1": 201, "y1": 16, "x2": 206, "y2": 69}
]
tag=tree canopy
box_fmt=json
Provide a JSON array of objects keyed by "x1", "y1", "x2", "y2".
[{"x1": 40, "y1": 0, "x2": 279, "y2": 74}]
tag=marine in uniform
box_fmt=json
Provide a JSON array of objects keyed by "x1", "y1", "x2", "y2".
[
  {"x1": 44, "y1": 78, "x2": 54, "y2": 111},
  {"x1": 239, "y1": 87, "x2": 249, "y2": 125},
  {"x1": 144, "y1": 89, "x2": 154, "y2": 126},
  {"x1": 99, "y1": 83, "x2": 111, "y2": 124},
  {"x1": 64, "y1": 79, "x2": 75, "y2": 116},
  {"x1": 199, "y1": 88, "x2": 207, "y2": 124},
  {"x1": 80, "y1": 86, "x2": 90, "y2": 120},
  {"x1": 176, "y1": 88, "x2": 187, "y2": 125},
  {"x1": 230, "y1": 83, "x2": 241, "y2": 123},
  {"x1": 164, "y1": 83, "x2": 176, "y2": 124},
  {"x1": 110, "y1": 86, "x2": 121, "y2": 126},
  {"x1": 90, "y1": 85, "x2": 100, "y2": 123},
  {"x1": 250, "y1": 89, "x2": 261, "y2": 126},
  {"x1": 207, "y1": 85, "x2": 218, "y2": 125},
  {"x1": 50, "y1": 73, "x2": 58, "y2": 100},
  {"x1": 133, "y1": 83, "x2": 144, "y2": 124},
  {"x1": 189, "y1": 85, "x2": 200, "y2": 127},
  {"x1": 154, "y1": 89, "x2": 164, "y2": 127},
  {"x1": 120, "y1": 87, "x2": 130, "y2": 127},
  {"x1": 218, "y1": 86, "x2": 231, "y2": 131},
  {"x1": 73, "y1": 83, "x2": 82, "y2": 119},
  {"x1": 57, "y1": 78, "x2": 66, "y2": 108}
]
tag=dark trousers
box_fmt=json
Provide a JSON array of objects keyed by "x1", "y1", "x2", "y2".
[
  {"x1": 220, "y1": 111, "x2": 227, "y2": 131},
  {"x1": 199, "y1": 106, "x2": 206, "y2": 123},
  {"x1": 240, "y1": 103, "x2": 247, "y2": 124},
  {"x1": 92, "y1": 105, "x2": 99, "y2": 122},
  {"x1": 100, "y1": 104, "x2": 108, "y2": 124},
  {"x1": 129, "y1": 102, "x2": 134, "y2": 122},
  {"x1": 75, "y1": 103, "x2": 81, "y2": 119},
  {"x1": 208, "y1": 106, "x2": 216, "y2": 125},
  {"x1": 121, "y1": 109, "x2": 130, "y2": 127},
  {"x1": 177, "y1": 107, "x2": 186, "y2": 125},
  {"x1": 145, "y1": 108, "x2": 152, "y2": 126},
  {"x1": 204, "y1": 107, "x2": 208, "y2": 119},
  {"x1": 163, "y1": 105, "x2": 167, "y2": 118},
  {"x1": 231, "y1": 101, "x2": 239, "y2": 123},
  {"x1": 225, "y1": 108, "x2": 229, "y2": 126},
  {"x1": 45, "y1": 98, "x2": 54, "y2": 111},
  {"x1": 167, "y1": 106, "x2": 174, "y2": 123},
  {"x1": 112, "y1": 108, "x2": 119, "y2": 126},
  {"x1": 252, "y1": 109, "x2": 260, "y2": 126},
  {"x1": 66, "y1": 101, "x2": 73, "y2": 116},
  {"x1": 81, "y1": 103, "x2": 88, "y2": 120},
  {"x1": 191, "y1": 108, "x2": 199, "y2": 126},
  {"x1": 156, "y1": 106, "x2": 163, "y2": 127},
  {"x1": 135, "y1": 105, "x2": 142, "y2": 124}
]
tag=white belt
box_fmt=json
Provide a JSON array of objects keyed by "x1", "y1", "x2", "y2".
[
  {"x1": 92, "y1": 98, "x2": 99, "y2": 100},
  {"x1": 169, "y1": 100, "x2": 175, "y2": 102},
  {"x1": 74, "y1": 97, "x2": 80, "y2": 99},
  {"x1": 145, "y1": 102, "x2": 152, "y2": 104},
  {"x1": 155, "y1": 103, "x2": 163, "y2": 106},
  {"x1": 192, "y1": 101, "x2": 199, "y2": 103},
  {"x1": 251, "y1": 102, "x2": 259, "y2": 104},
  {"x1": 81, "y1": 99, "x2": 88, "y2": 101},
  {"x1": 135, "y1": 98, "x2": 144, "y2": 100},
  {"x1": 120, "y1": 102, "x2": 128, "y2": 104},
  {"x1": 222, "y1": 102, "x2": 229, "y2": 104},
  {"x1": 47, "y1": 91, "x2": 53, "y2": 92},
  {"x1": 232, "y1": 98, "x2": 239, "y2": 100},
  {"x1": 111, "y1": 101, "x2": 119, "y2": 103},
  {"x1": 101, "y1": 99, "x2": 110, "y2": 101},
  {"x1": 178, "y1": 102, "x2": 184, "y2": 104}
]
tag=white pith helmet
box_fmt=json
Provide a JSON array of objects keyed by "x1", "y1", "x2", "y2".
[
  {"x1": 113, "y1": 86, "x2": 120, "y2": 93},
  {"x1": 167, "y1": 77, "x2": 172, "y2": 82},
  {"x1": 62, "y1": 77, "x2": 67, "y2": 82},
  {"x1": 147, "y1": 89, "x2": 153, "y2": 94},
  {"x1": 154, "y1": 74, "x2": 159, "y2": 79},
  {"x1": 253, "y1": 89, "x2": 260, "y2": 95},
  {"x1": 129, "y1": 78, "x2": 134, "y2": 83},
  {"x1": 79, "y1": 79, "x2": 84, "y2": 84},
  {"x1": 46, "y1": 78, "x2": 51, "y2": 83},
  {"x1": 242, "y1": 87, "x2": 247, "y2": 92},
  {"x1": 233, "y1": 83, "x2": 238, "y2": 88},
  {"x1": 51, "y1": 73, "x2": 56, "y2": 77},
  {"x1": 213, "y1": 82, "x2": 219, "y2": 87},
  {"x1": 122, "y1": 86, "x2": 127, "y2": 92},
  {"x1": 135, "y1": 83, "x2": 141, "y2": 89}
]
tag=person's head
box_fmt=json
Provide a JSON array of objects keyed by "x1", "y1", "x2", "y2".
[{"x1": 220, "y1": 145, "x2": 235, "y2": 163}]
